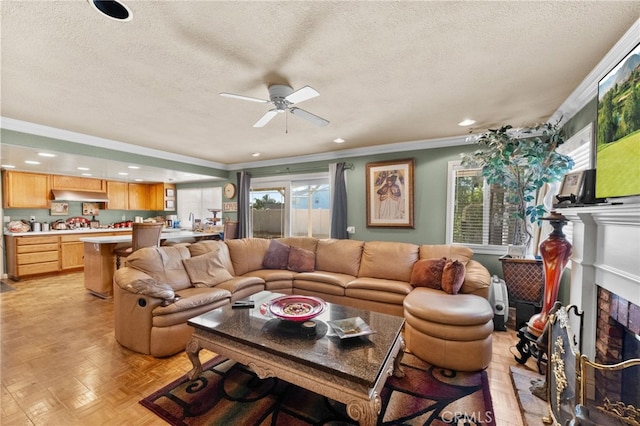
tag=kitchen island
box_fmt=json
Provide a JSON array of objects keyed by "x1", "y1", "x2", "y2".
[{"x1": 80, "y1": 230, "x2": 220, "y2": 298}]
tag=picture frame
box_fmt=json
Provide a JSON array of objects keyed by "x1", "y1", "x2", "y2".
[
  {"x1": 223, "y1": 202, "x2": 237, "y2": 212},
  {"x1": 165, "y1": 200, "x2": 175, "y2": 210},
  {"x1": 50, "y1": 202, "x2": 69, "y2": 216},
  {"x1": 366, "y1": 158, "x2": 415, "y2": 228},
  {"x1": 558, "y1": 171, "x2": 585, "y2": 198},
  {"x1": 82, "y1": 202, "x2": 100, "y2": 216},
  {"x1": 166, "y1": 188, "x2": 175, "y2": 198}
]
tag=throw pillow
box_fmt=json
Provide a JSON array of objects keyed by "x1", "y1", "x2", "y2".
[
  {"x1": 182, "y1": 250, "x2": 233, "y2": 288},
  {"x1": 441, "y1": 259, "x2": 465, "y2": 295},
  {"x1": 263, "y1": 239, "x2": 290, "y2": 269},
  {"x1": 410, "y1": 257, "x2": 447, "y2": 288},
  {"x1": 287, "y1": 245, "x2": 315, "y2": 272},
  {"x1": 126, "y1": 278, "x2": 176, "y2": 306}
]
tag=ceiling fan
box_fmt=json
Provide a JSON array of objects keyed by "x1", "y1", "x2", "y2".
[{"x1": 220, "y1": 84, "x2": 329, "y2": 128}]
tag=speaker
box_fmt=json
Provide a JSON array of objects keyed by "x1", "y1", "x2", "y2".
[{"x1": 579, "y1": 168, "x2": 597, "y2": 204}]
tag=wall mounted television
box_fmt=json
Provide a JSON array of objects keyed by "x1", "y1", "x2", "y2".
[{"x1": 596, "y1": 42, "x2": 640, "y2": 201}]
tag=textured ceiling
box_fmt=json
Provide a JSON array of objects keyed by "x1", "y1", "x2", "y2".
[{"x1": 2, "y1": 1, "x2": 640, "y2": 179}]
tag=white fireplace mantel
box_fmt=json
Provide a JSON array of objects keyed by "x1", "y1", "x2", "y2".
[{"x1": 557, "y1": 203, "x2": 640, "y2": 359}]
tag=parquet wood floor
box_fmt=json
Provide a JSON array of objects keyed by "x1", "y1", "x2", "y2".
[{"x1": 1, "y1": 272, "x2": 542, "y2": 425}]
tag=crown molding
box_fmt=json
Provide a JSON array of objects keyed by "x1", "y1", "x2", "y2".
[{"x1": 549, "y1": 17, "x2": 640, "y2": 125}]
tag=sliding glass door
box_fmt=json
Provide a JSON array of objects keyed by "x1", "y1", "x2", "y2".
[{"x1": 250, "y1": 173, "x2": 330, "y2": 239}]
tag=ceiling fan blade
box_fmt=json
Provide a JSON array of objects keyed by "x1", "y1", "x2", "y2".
[
  {"x1": 285, "y1": 86, "x2": 319, "y2": 104},
  {"x1": 289, "y1": 107, "x2": 329, "y2": 127},
  {"x1": 253, "y1": 109, "x2": 279, "y2": 127},
  {"x1": 220, "y1": 92, "x2": 269, "y2": 103}
]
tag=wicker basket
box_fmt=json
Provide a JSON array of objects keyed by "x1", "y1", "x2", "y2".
[{"x1": 499, "y1": 257, "x2": 544, "y2": 305}]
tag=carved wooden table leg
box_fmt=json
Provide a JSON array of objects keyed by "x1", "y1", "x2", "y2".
[
  {"x1": 346, "y1": 395, "x2": 381, "y2": 426},
  {"x1": 186, "y1": 338, "x2": 203, "y2": 380}
]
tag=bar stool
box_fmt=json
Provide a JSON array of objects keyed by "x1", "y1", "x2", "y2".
[{"x1": 114, "y1": 222, "x2": 163, "y2": 269}]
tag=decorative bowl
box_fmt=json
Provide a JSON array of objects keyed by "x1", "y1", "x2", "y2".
[{"x1": 267, "y1": 295, "x2": 326, "y2": 322}]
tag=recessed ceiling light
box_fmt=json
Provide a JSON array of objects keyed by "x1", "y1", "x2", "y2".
[
  {"x1": 128, "y1": 165, "x2": 140, "y2": 169},
  {"x1": 81, "y1": 173, "x2": 92, "y2": 177},
  {"x1": 458, "y1": 119, "x2": 476, "y2": 127},
  {"x1": 77, "y1": 167, "x2": 90, "y2": 171},
  {"x1": 118, "y1": 172, "x2": 129, "y2": 176},
  {"x1": 89, "y1": 0, "x2": 132, "y2": 21},
  {"x1": 333, "y1": 138, "x2": 346, "y2": 144},
  {"x1": 252, "y1": 152, "x2": 261, "y2": 157},
  {"x1": 25, "y1": 160, "x2": 40, "y2": 165},
  {"x1": 1, "y1": 164, "x2": 16, "y2": 169},
  {"x1": 134, "y1": 178, "x2": 144, "y2": 182},
  {"x1": 38, "y1": 152, "x2": 56, "y2": 157}
]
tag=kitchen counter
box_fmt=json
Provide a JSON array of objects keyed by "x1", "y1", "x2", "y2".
[
  {"x1": 79, "y1": 230, "x2": 218, "y2": 244},
  {"x1": 3, "y1": 227, "x2": 134, "y2": 236}
]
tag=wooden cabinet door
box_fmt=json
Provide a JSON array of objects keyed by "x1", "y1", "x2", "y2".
[
  {"x1": 2, "y1": 170, "x2": 51, "y2": 208},
  {"x1": 52, "y1": 175, "x2": 105, "y2": 192},
  {"x1": 106, "y1": 181, "x2": 128, "y2": 210},
  {"x1": 60, "y1": 242, "x2": 85, "y2": 270},
  {"x1": 128, "y1": 183, "x2": 149, "y2": 210},
  {"x1": 147, "y1": 183, "x2": 165, "y2": 210}
]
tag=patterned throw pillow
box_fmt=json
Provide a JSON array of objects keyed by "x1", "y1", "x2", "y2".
[
  {"x1": 441, "y1": 259, "x2": 466, "y2": 295},
  {"x1": 287, "y1": 245, "x2": 316, "y2": 272},
  {"x1": 410, "y1": 257, "x2": 447, "y2": 288},
  {"x1": 263, "y1": 240, "x2": 290, "y2": 269}
]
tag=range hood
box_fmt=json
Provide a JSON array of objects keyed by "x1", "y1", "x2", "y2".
[{"x1": 51, "y1": 189, "x2": 109, "y2": 202}]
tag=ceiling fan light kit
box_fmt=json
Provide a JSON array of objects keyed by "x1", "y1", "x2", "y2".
[{"x1": 220, "y1": 84, "x2": 329, "y2": 128}]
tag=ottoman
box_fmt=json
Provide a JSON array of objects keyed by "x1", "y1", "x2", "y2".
[{"x1": 403, "y1": 287, "x2": 494, "y2": 371}]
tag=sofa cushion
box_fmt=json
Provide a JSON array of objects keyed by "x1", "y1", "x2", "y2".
[
  {"x1": 126, "y1": 246, "x2": 193, "y2": 291},
  {"x1": 287, "y1": 245, "x2": 315, "y2": 272},
  {"x1": 419, "y1": 245, "x2": 473, "y2": 265},
  {"x1": 358, "y1": 241, "x2": 419, "y2": 282},
  {"x1": 441, "y1": 259, "x2": 466, "y2": 295},
  {"x1": 126, "y1": 278, "x2": 176, "y2": 306},
  {"x1": 225, "y1": 238, "x2": 271, "y2": 275},
  {"x1": 410, "y1": 257, "x2": 446, "y2": 288},
  {"x1": 279, "y1": 237, "x2": 319, "y2": 252},
  {"x1": 315, "y1": 239, "x2": 363, "y2": 276},
  {"x1": 182, "y1": 250, "x2": 233, "y2": 288},
  {"x1": 263, "y1": 239, "x2": 290, "y2": 269}
]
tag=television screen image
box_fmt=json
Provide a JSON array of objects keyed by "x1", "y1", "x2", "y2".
[{"x1": 596, "y1": 42, "x2": 640, "y2": 200}]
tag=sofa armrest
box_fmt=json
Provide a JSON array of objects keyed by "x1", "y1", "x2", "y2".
[
  {"x1": 114, "y1": 267, "x2": 155, "y2": 291},
  {"x1": 461, "y1": 259, "x2": 491, "y2": 299}
]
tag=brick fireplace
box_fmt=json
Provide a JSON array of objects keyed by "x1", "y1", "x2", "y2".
[
  {"x1": 595, "y1": 287, "x2": 640, "y2": 406},
  {"x1": 558, "y1": 204, "x2": 640, "y2": 360}
]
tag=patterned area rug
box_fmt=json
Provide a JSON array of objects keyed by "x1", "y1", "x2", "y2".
[{"x1": 140, "y1": 353, "x2": 495, "y2": 425}]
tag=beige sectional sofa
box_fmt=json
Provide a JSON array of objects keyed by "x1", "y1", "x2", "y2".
[{"x1": 113, "y1": 237, "x2": 492, "y2": 362}]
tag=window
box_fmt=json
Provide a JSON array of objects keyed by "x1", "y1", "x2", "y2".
[
  {"x1": 446, "y1": 162, "x2": 518, "y2": 254},
  {"x1": 177, "y1": 187, "x2": 222, "y2": 228},
  {"x1": 447, "y1": 124, "x2": 594, "y2": 254},
  {"x1": 250, "y1": 173, "x2": 330, "y2": 239}
]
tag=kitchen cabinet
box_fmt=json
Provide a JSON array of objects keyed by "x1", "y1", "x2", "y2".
[
  {"x1": 5, "y1": 235, "x2": 59, "y2": 279},
  {"x1": 106, "y1": 181, "x2": 128, "y2": 210},
  {"x1": 147, "y1": 183, "x2": 165, "y2": 211},
  {"x1": 51, "y1": 175, "x2": 105, "y2": 192},
  {"x1": 4, "y1": 231, "x2": 123, "y2": 279},
  {"x1": 127, "y1": 183, "x2": 149, "y2": 210},
  {"x1": 2, "y1": 170, "x2": 51, "y2": 208}
]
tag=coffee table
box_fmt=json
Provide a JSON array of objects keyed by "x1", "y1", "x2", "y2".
[{"x1": 186, "y1": 291, "x2": 405, "y2": 425}]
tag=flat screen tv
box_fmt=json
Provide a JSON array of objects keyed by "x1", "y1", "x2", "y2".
[{"x1": 596, "y1": 42, "x2": 640, "y2": 201}]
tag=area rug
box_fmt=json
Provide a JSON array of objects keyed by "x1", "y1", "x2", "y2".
[{"x1": 140, "y1": 353, "x2": 495, "y2": 425}]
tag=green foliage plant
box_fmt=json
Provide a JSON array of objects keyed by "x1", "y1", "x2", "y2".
[{"x1": 461, "y1": 120, "x2": 574, "y2": 250}]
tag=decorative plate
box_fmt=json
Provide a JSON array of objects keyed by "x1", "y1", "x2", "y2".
[
  {"x1": 268, "y1": 295, "x2": 327, "y2": 322},
  {"x1": 327, "y1": 317, "x2": 377, "y2": 339}
]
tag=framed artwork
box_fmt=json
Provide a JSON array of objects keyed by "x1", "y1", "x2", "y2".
[
  {"x1": 165, "y1": 200, "x2": 175, "y2": 210},
  {"x1": 82, "y1": 202, "x2": 100, "y2": 216},
  {"x1": 223, "y1": 202, "x2": 237, "y2": 212},
  {"x1": 558, "y1": 171, "x2": 584, "y2": 198},
  {"x1": 166, "y1": 188, "x2": 175, "y2": 198},
  {"x1": 366, "y1": 158, "x2": 415, "y2": 228},
  {"x1": 50, "y1": 202, "x2": 69, "y2": 216}
]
